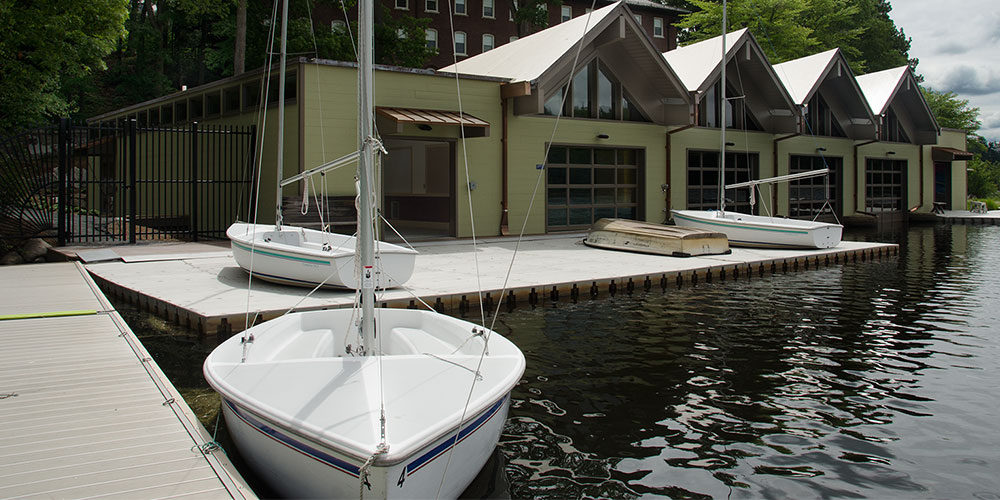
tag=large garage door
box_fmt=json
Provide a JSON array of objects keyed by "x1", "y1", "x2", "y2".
[
  {"x1": 545, "y1": 146, "x2": 642, "y2": 231},
  {"x1": 865, "y1": 158, "x2": 907, "y2": 212}
]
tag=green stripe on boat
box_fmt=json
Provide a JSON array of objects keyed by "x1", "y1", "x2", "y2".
[
  {"x1": 232, "y1": 241, "x2": 332, "y2": 265},
  {"x1": 674, "y1": 214, "x2": 809, "y2": 234}
]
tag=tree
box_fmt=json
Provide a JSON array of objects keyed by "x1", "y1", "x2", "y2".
[
  {"x1": 0, "y1": 0, "x2": 129, "y2": 132},
  {"x1": 675, "y1": 0, "x2": 911, "y2": 73},
  {"x1": 921, "y1": 87, "x2": 981, "y2": 136}
]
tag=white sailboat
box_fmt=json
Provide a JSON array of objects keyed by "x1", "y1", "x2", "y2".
[
  {"x1": 206, "y1": 1, "x2": 525, "y2": 498},
  {"x1": 227, "y1": 0, "x2": 416, "y2": 290},
  {"x1": 671, "y1": 0, "x2": 843, "y2": 250}
]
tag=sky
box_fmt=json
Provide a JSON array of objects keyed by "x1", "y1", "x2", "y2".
[{"x1": 888, "y1": 0, "x2": 1000, "y2": 141}]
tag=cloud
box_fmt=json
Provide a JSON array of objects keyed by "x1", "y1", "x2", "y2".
[
  {"x1": 938, "y1": 66, "x2": 1000, "y2": 96},
  {"x1": 983, "y1": 111, "x2": 1000, "y2": 129},
  {"x1": 935, "y1": 42, "x2": 969, "y2": 56}
]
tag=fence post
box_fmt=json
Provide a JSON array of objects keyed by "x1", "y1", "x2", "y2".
[
  {"x1": 190, "y1": 122, "x2": 199, "y2": 241},
  {"x1": 128, "y1": 119, "x2": 137, "y2": 244},
  {"x1": 57, "y1": 118, "x2": 70, "y2": 246}
]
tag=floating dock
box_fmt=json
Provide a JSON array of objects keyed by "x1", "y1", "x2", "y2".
[
  {"x1": 0, "y1": 262, "x2": 254, "y2": 499},
  {"x1": 75, "y1": 235, "x2": 898, "y2": 336},
  {"x1": 936, "y1": 209, "x2": 1000, "y2": 225}
]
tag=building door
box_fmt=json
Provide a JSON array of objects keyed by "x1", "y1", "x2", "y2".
[
  {"x1": 545, "y1": 146, "x2": 643, "y2": 231},
  {"x1": 789, "y1": 155, "x2": 841, "y2": 218},
  {"x1": 382, "y1": 138, "x2": 454, "y2": 239},
  {"x1": 934, "y1": 162, "x2": 952, "y2": 209},
  {"x1": 686, "y1": 150, "x2": 760, "y2": 214},
  {"x1": 865, "y1": 158, "x2": 907, "y2": 212}
]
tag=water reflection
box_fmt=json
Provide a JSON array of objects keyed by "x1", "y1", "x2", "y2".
[{"x1": 495, "y1": 224, "x2": 1000, "y2": 499}]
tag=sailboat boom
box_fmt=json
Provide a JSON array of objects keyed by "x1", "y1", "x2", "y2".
[{"x1": 726, "y1": 168, "x2": 830, "y2": 189}]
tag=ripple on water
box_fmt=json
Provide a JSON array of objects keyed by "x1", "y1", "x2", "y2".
[{"x1": 495, "y1": 225, "x2": 1000, "y2": 499}]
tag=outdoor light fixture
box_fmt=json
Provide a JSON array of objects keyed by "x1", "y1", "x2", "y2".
[
  {"x1": 816, "y1": 147, "x2": 827, "y2": 152},
  {"x1": 418, "y1": 124, "x2": 432, "y2": 131},
  {"x1": 887, "y1": 151, "x2": 896, "y2": 155},
  {"x1": 725, "y1": 141, "x2": 735, "y2": 147},
  {"x1": 597, "y1": 133, "x2": 610, "y2": 139}
]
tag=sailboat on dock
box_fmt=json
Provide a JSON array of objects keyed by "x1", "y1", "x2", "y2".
[
  {"x1": 206, "y1": 0, "x2": 525, "y2": 498},
  {"x1": 226, "y1": 0, "x2": 416, "y2": 290},
  {"x1": 670, "y1": 0, "x2": 843, "y2": 250}
]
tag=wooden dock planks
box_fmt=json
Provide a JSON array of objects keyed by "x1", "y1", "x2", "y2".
[{"x1": 0, "y1": 263, "x2": 253, "y2": 500}]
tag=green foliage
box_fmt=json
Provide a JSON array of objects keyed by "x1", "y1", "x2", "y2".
[
  {"x1": 676, "y1": 0, "x2": 911, "y2": 73},
  {"x1": 921, "y1": 87, "x2": 981, "y2": 135},
  {"x1": 967, "y1": 140, "x2": 1000, "y2": 198},
  {"x1": 0, "y1": 0, "x2": 129, "y2": 131},
  {"x1": 509, "y1": 0, "x2": 563, "y2": 36}
]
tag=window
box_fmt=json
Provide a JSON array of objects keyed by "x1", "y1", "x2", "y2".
[
  {"x1": 879, "y1": 108, "x2": 910, "y2": 143},
  {"x1": 455, "y1": 0, "x2": 466, "y2": 15},
  {"x1": 426, "y1": 28, "x2": 438, "y2": 50},
  {"x1": 395, "y1": 0, "x2": 408, "y2": 9},
  {"x1": 189, "y1": 95, "x2": 204, "y2": 120},
  {"x1": 396, "y1": 28, "x2": 406, "y2": 39},
  {"x1": 653, "y1": 17, "x2": 664, "y2": 38},
  {"x1": 561, "y1": 5, "x2": 572, "y2": 22},
  {"x1": 633, "y1": 14, "x2": 641, "y2": 25},
  {"x1": 174, "y1": 101, "x2": 188, "y2": 123},
  {"x1": 223, "y1": 86, "x2": 240, "y2": 114},
  {"x1": 509, "y1": 35, "x2": 519, "y2": 42},
  {"x1": 483, "y1": 0, "x2": 494, "y2": 18},
  {"x1": 546, "y1": 146, "x2": 643, "y2": 229},
  {"x1": 805, "y1": 94, "x2": 845, "y2": 137},
  {"x1": 509, "y1": 0, "x2": 515, "y2": 20},
  {"x1": 686, "y1": 150, "x2": 759, "y2": 213},
  {"x1": 331, "y1": 20, "x2": 346, "y2": 32},
  {"x1": 482, "y1": 33, "x2": 495, "y2": 52},
  {"x1": 789, "y1": 155, "x2": 841, "y2": 217},
  {"x1": 454, "y1": 31, "x2": 467, "y2": 55},
  {"x1": 866, "y1": 158, "x2": 907, "y2": 212},
  {"x1": 206, "y1": 92, "x2": 221, "y2": 117},
  {"x1": 542, "y1": 59, "x2": 650, "y2": 122},
  {"x1": 425, "y1": 0, "x2": 438, "y2": 12},
  {"x1": 697, "y1": 80, "x2": 761, "y2": 130}
]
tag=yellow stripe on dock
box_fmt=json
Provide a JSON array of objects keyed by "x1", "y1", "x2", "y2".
[{"x1": 0, "y1": 309, "x2": 98, "y2": 321}]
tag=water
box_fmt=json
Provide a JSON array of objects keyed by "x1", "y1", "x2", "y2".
[{"x1": 127, "y1": 224, "x2": 1000, "y2": 499}]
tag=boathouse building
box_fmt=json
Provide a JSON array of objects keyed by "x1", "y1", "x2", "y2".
[{"x1": 89, "y1": 2, "x2": 970, "y2": 240}]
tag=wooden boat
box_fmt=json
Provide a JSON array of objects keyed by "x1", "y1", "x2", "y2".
[
  {"x1": 672, "y1": 209, "x2": 843, "y2": 249},
  {"x1": 206, "y1": 1, "x2": 525, "y2": 498},
  {"x1": 584, "y1": 218, "x2": 730, "y2": 257}
]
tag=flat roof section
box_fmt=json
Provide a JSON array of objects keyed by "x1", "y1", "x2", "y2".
[{"x1": 0, "y1": 262, "x2": 254, "y2": 500}]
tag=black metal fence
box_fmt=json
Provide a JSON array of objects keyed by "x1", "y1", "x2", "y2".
[{"x1": 0, "y1": 119, "x2": 256, "y2": 248}]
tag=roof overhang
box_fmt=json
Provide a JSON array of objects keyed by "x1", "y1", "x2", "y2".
[
  {"x1": 375, "y1": 107, "x2": 490, "y2": 137},
  {"x1": 932, "y1": 146, "x2": 974, "y2": 162}
]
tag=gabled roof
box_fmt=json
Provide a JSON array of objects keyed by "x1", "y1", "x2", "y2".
[
  {"x1": 855, "y1": 66, "x2": 910, "y2": 115},
  {"x1": 439, "y1": 3, "x2": 620, "y2": 82},
  {"x1": 772, "y1": 48, "x2": 840, "y2": 105},
  {"x1": 662, "y1": 28, "x2": 750, "y2": 93},
  {"x1": 856, "y1": 65, "x2": 940, "y2": 143},
  {"x1": 662, "y1": 29, "x2": 797, "y2": 133},
  {"x1": 440, "y1": 1, "x2": 691, "y2": 124},
  {"x1": 772, "y1": 48, "x2": 876, "y2": 139}
]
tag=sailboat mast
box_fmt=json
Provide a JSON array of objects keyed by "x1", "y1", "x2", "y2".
[
  {"x1": 358, "y1": 0, "x2": 377, "y2": 351},
  {"x1": 718, "y1": 0, "x2": 727, "y2": 214},
  {"x1": 275, "y1": 0, "x2": 289, "y2": 229}
]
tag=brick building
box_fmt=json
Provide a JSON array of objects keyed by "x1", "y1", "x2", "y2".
[{"x1": 317, "y1": 0, "x2": 685, "y2": 69}]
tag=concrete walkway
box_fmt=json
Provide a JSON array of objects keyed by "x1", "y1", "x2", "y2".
[{"x1": 80, "y1": 235, "x2": 897, "y2": 335}]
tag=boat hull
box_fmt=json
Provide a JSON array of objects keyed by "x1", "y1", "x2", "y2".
[
  {"x1": 204, "y1": 308, "x2": 525, "y2": 500},
  {"x1": 227, "y1": 222, "x2": 417, "y2": 289},
  {"x1": 220, "y1": 394, "x2": 510, "y2": 499},
  {"x1": 584, "y1": 218, "x2": 730, "y2": 257},
  {"x1": 671, "y1": 210, "x2": 843, "y2": 249}
]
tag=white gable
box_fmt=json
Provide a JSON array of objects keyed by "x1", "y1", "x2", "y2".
[
  {"x1": 856, "y1": 66, "x2": 909, "y2": 115},
  {"x1": 772, "y1": 48, "x2": 839, "y2": 105},
  {"x1": 438, "y1": 3, "x2": 619, "y2": 82},
  {"x1": 661, "y1": 28, "x2": 749, "y2": 92}
]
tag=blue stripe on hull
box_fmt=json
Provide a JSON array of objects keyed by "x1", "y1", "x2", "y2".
[{"x1": 224, "y1": 393, "x2": 508, "y2": 480}]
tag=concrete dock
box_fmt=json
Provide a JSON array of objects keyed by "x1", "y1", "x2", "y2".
[
  {"x1": 0, "y1": 262, "x2": 254, "y2": 499},
  {"x1": 77, "y1": 235, "x2": 898, "y2": 335}
]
